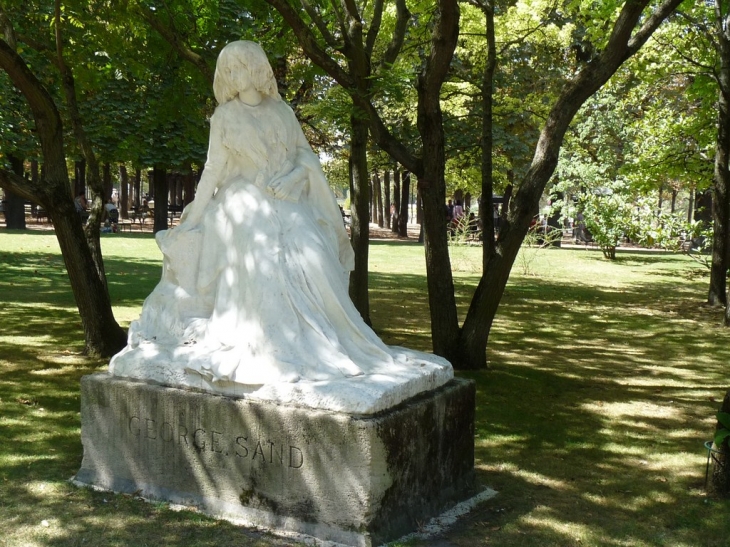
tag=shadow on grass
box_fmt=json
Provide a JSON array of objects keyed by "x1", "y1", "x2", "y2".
[
  {"x1": 444, "y1": 276, "x2": 729, "y2": 545},
  {"x1": 362, "y1": 252, "x2": 730, "y2": 545},
  {"x1": 2, "y1": 239, "x2": 730, "y2": 546}
]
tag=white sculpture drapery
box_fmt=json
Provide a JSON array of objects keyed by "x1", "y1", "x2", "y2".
[{"x1": 110, "y1": 41, "x2": 452, "y2": 414}]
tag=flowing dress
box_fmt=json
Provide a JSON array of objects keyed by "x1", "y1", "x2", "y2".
[{"x1": 109, "y1": 96, "x2": 452, "y2": 414}]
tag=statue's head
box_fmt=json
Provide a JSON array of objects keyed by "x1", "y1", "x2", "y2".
[{"x1": 213, "y1": 41, "x2": 280, "y2": 104}]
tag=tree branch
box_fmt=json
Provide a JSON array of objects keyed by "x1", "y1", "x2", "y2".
[
  {"x1": 300, "y1": 0, "x2": 341, "y2": 49},
  {"x1": 379, "y1": 0, "x2": 410, "y2": 67},
  {"x1": 0, "y1": 39, "x2": 65, "y2": 191},
  {"x1": 268, "y1": 0, "x2": 353, "y2": 87},
  {"x1": 54, "y1": 1, "x2": 101, "y2": 195},
  {"x1": 138, "y1": 5, "x2": 214, "y2": 84},
  {"x1": 626, "y1": 0, "x2": 686, "y2": 58},
  {"x1": 365, "y1": 0, "x2": 384, "y2": 55},
  {"x1": 330, "y1": 0, "x2": 348, "y2": 39},
  {"x1": 266, "y1": 0, "x2": 421, "y2": 174},
  {"x1": 0, "y1": 168, "x2": 39, "y2": 203},
  {"x1": 0, "y1": 7, "x2": 17, "y2": 48},
  {"x1": 420, "y1": 0, "x2": 460, "y2": 98}
]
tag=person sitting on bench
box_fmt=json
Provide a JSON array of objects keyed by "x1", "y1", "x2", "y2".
[{"x1": 103, "y1": 197, "x2": 119, "y2": 232}]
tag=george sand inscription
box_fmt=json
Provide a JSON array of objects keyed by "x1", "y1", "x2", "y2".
[{"x1": 126, "y1": 414, "x2": 304, "y2": 469}]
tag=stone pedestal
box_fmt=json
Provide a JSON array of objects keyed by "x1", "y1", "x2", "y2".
[{"x1": 75, "y1": 373, "x2": 475, "y2": 546}]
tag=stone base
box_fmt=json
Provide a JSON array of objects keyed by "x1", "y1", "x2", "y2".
[{"x1": 74, "y1": 374, "x2": 475, "y2": 546}]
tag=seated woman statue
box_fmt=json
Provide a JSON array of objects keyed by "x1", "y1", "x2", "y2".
[{"x1": 110, "y1": 41, "x2": 452, "y2": 414}]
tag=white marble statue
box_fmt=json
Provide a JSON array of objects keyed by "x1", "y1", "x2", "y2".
[{"x1": 109, "y1": 41, "x2": 453, "y2": 414}]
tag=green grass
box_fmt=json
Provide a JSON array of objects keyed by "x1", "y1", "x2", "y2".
[{"x1": 1, "y1": 230, "x2": 729, "y2": 546}]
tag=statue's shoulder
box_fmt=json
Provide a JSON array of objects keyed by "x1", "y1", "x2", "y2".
[
  {"x1": 271, "y1": 99, "x2": 300, "y2": 128},
  {"x1": 213, "y1": 101, "x2": 238, "y2": 117}
]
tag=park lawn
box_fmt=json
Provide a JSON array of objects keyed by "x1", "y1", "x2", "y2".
[{"x1": 1, "y1": 230, "x2": 729, "y2": 546}]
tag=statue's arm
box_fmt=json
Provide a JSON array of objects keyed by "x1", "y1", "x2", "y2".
[
  {"x1": 269, "y1": 159, "x2": 306, "y2": 202},
  {"x1": 179, "y1": 113, "x2": 226, "y2": 225},
  {"x1": 269, "y1": 126, "x2": 318, "y2": 201},
  {"x1": 293, "y1": 122, "x2": 355, "y2": 272}
]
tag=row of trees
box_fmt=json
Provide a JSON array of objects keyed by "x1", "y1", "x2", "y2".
[{"x1": 3, "y1": 0, "x2": 729, "y2": 367}]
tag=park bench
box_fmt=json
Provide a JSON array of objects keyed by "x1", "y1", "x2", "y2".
[
  {"x1": 129, "y1": 207, "x2": 149, "y2": 224},
  {"x1": 118, "y1": 220, "x2": 134, "y2": 232},
  {"x1": 33, "y1": 208, "x2": 49, "y2": 223},
  {"x1": 168, "y1": 204, "x2": 184, "y2": 224}
]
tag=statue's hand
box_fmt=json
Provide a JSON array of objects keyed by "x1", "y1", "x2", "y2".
[
  {"x1": 178, "y1": 201, "x2": 202, "y2": 226},
  {"x1": 270, "y1": 166, "x2": 307, "y2": 202}
]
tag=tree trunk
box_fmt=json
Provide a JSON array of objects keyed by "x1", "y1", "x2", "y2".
[
  {"x1": 398, "y1": 170, "x2": 409, "y2": 237},
  {"x1": 688, "y1": 186, "x2": 695, "y2": 223},
  {"x1": 392, "y1": 168, "x2": 401, "y2": 234},
  {"x1": 148, "y1": 170, "x2": 154, "y2": 199},
  {"x1": 710, "y1": 2, "x2": 730, "y2": 308},
  {"x1": 384, "y1": 170, "x2": 392, "y2": 229},
  {"x1": 133, "y1": 168, "x2": 141, "y2": 209},
  {"x1": 74, "y1": 159, "x2": 85, "y2": 196},
  {"x1": 708, "y1": 389, "x2": 730, "y2": 497},
  {"x1": 480, "y1": 0, "x2": 497, "y2": 268},
  {"x1": 416, "y1": 58, "x2": 460, "y2": 359},
  {"x1": 348, "y1": 114, "x2": 371, "y2": 324},
  {"x1": 5, "y1": 155, "x2": 27, "y2": 229},
  {"x1": 370, "y1": 175, "x2": 376, "y2": 225},
  {"x1": 102, "y1": 162, "x2": 112, "y2": 199},
  {"x1": 5, "y1": 190, "x2": 27, "y2": 228},
  {"x1": 51, "y1": 197, "x2": 127, "y2": 355},
  {"x1": 184, "y1": 170, "x2": 196, "y2": 206},
  {"x1": 152, "y1": 165, "x2": 168, "y2": 233},
  {"x1": 120, "y1": 164, "x2": 129, "y2": 218},
  {"x1": 375, "y1": 171, "x2": 384, "y2": 228}
]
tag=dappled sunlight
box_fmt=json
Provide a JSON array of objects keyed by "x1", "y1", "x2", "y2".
[
  {"x1": 22, "y1": 480, "x2": 65, "y2": 496},
  {"x1": 2, "y1": 234, "x2": 730, "y2": 546},
  {"x1": 5, "y1": 454, "x2": 59, "y2": 466},
  {"x1": 31, "y1": 362, "x2": 90, "y2": 373},
  {"x1": 581, "y1": 400, "x2": 684, "y2": 420},
  {"x1": 517, "y1": 511, "x2": 603, "y2": 544},
  {"x1": 479, "y1": 461, "x2": 574, "y2": 492},
  {"x1": 0, "y1": 334, "x2": 56, "y2": 346},
  {"x1": 462, "y1": 248, "x2": 730, "y2": 545},
  {"x1": 596, "y1": 443, "x2": 649, "y2": 456},
  {"x1": 475, "y1": 433, "x2": 529, "y2": 445}
]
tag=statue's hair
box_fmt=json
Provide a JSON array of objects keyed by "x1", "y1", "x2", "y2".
[{"x1": 213, "y1": 41, "x2": 280, "y2": 104}]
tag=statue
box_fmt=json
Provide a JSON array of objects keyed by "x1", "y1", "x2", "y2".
[{"x1": 109, "y1": 41, "x2": 452, "y2": 414}]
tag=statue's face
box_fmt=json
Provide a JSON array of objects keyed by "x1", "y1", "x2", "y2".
[
  {"x1": 223, "y1": 61, "x2": 251, "y2": 96},
  {"x1": 216, "y1": 53, "x2": 253, "y2": 93},
  {"x1": 238, "y1": 69, "x2": 254, "y2": 94}
]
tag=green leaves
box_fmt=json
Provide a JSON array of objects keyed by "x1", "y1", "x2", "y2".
[{"x1": 714, "y1": 412, "x2": 730, "y2": 446}]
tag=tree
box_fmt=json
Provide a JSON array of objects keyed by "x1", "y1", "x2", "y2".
[
  {"x1": 0, "y1": 68, "x2": 34, "y2": 230},
  {"x1": 638, "y1": 1, "x2": 729, "y2": 308},
  {"x1": 267, "y1": 0, "x2": 683, "y2": 368},
  {"x1": 710, "y1": 0, "x2": 730, "y2": 310},
  {"x1": 0, "y1": 35, "x2": 126, "y2": 356},
  {"x1": 457, "y1": 0, "x2": 684, "y2": 368},
  {"x1": 581, "y1": 192, "x2": 632, "y2": 259}
]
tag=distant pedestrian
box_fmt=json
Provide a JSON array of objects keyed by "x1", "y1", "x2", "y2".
[
  {"x1": 453, "y1": 200, "x2": 464, "y2": 221},
  {"x1": 74, "y1": 191, "x2": 89, "y2": 223}
]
